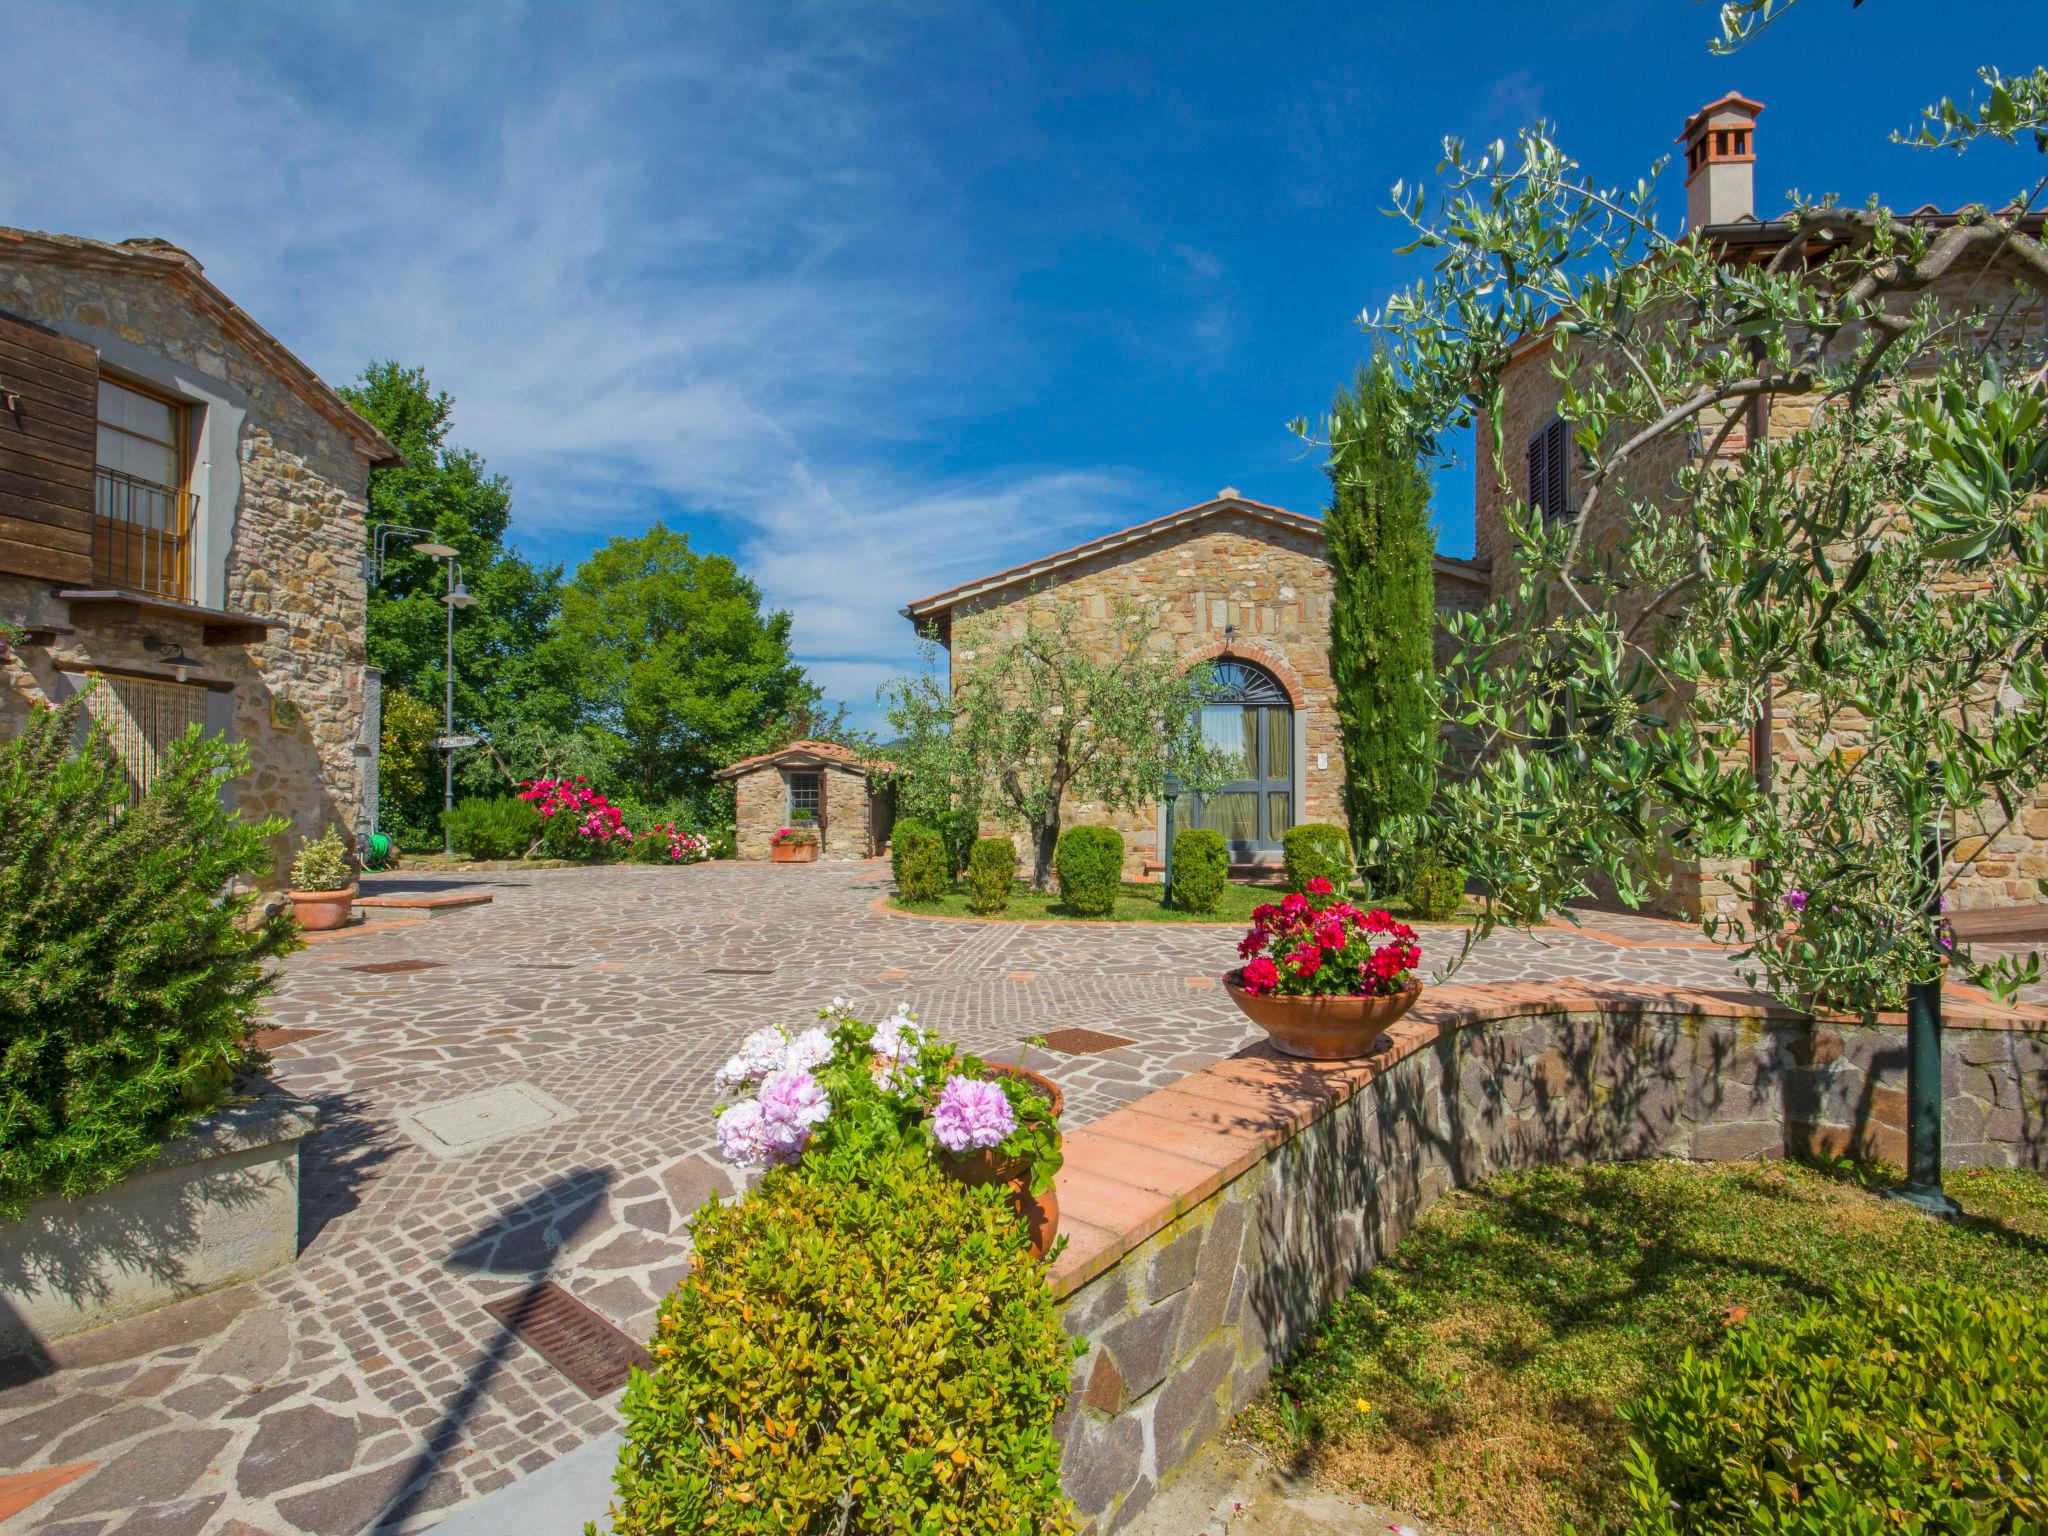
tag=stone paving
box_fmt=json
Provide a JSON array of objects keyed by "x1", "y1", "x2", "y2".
[{"x1": 0, "y1": 860, "x2": 1758, "y2": 1536}]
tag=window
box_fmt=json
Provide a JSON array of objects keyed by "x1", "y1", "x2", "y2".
[
  {"x1": 1527, "y1": 416, "x2": 1574, "y2": 526},
  {"x1": 1171, "y1": 661, "x2": 1294, "y2": 853},
  {"x1": 94, "y1": 376, "x2": 194, "y2": 599},
  {"x1": 786, "y1": 770, "x2": 821, "y2": 820},
  {"x1": 86, "y1": 673, "x2": 206, "y2": 797}
]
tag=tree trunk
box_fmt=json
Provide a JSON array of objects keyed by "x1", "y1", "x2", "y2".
[{"x1": 1031, "y1": 817, "x2": 1060, "y2": 892}]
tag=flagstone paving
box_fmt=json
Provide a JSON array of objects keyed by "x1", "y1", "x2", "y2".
[{"x1": 0, "y1": 860, "x2": 1762, "y2": 1535}]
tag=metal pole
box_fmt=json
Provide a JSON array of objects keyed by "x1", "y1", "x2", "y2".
[
  {"x1": 1889, "y1": 771, "x2": 1960, "y2": 1220},
  {"x1": 1162, "y1": 794, "x2": 1177, "y2": 908},
  {"x1": 443, "y1": 558, "x2": 456, "y2": 857}
]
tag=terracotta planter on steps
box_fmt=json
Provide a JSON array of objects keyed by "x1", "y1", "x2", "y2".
[
  {"x1": 1223, "y1": 975, "x2": 1423, "y2": 1060},
  {"x1": 287, "y1": 886, "x2": 357, "y2": 932}
]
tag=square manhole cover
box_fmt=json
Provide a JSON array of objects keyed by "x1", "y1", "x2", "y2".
[
  {"x1": 1037, "y1": 1027, "x2": 1136, "y2": 1055},
  {"x1": 397, "y1": 1083, "x2": 577, "y2": 1158}
]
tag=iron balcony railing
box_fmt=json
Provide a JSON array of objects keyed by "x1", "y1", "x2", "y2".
[{"x1": 94, "y1": 467, "x2": 196, "y2": 600}]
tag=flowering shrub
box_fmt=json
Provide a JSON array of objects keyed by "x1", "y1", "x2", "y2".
[
  {"x1": 712, "y1": 1002, "x2": 1063, "y2": 1198},
  {"x1": 519, "y1": 777, "x2": 631, "y2": 858},
  {"x1": 627, "y1": 823, "x2": 711, "y2": 864},
  {"x1": 1233, "y1": 878, "x2": 1421, "y2": 998}
]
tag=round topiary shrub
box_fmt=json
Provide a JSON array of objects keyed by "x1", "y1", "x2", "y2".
[
  {"x1": 599, "y1": 1143, "x2": 1080, "y2": 1535},
  {"x1": 966, "y1": 836, "x2": 1016, "y2": 914},
  {"x1": 1169, "y1": 826, "x2": 1228, "y2": 913},
  {"x1": 1406, "y1": 857, "x2": 1466, "y2": 921},
  {"x1": 1617, "y1": 1273, "x2": 2048, "y2": 1534},
  {"x1": 1282, "y1": 822, "x2": 1353, "y2": 893},
  {"x1": 1053, "y1": 825, "x2": 1123, "y2": 916},
  {"x1": 892, "y1": 820, "x2": 949, "y2": 903}
]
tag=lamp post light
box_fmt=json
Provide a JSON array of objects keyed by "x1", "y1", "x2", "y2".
[
  {"x1": 365, "y1": 526, "x2": 476, "y2": 856},
  {"x1": 1889, "y1": 762, "x2": 1961, "y2": 1221},
  {"x1": 1161, "y1": 771, "x2": 1182, "y2": 909}
]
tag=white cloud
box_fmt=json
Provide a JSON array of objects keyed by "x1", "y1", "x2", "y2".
[{"x1": 0, "y1": 0, "x2": 1155, "y2": 727}]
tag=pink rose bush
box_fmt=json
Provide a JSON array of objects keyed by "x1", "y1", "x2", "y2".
[
  {"x1": 518, "y1": 777, "x2": 631, "y2": 847},
  {"x1": 708, "y1": 1000, "x2": 1063, "y2": 1199},
  {"x1": 1233, "y1": 878, "x2": 1422, "y2": 999}
]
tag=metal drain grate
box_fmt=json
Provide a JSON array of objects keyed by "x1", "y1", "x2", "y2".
[
  {"x1": 1037, "y1": 1027, "x2": 1135, "y2": 1055},
  {"x1": 252, "y1": 1027, "x2": 322, "y2": 1048},
  {"x1": 348, "y1": 959, "x2": 446, "y2": 975},
  {"x1": 508, "y1": 962, "x2": 576, "y2": 970},
  {"x1": 483, "y1": 1281, "x2": 651, "y2": 1397},
  {"x1": 704, "y1": 966, "x2": 777, "y2": 976}
]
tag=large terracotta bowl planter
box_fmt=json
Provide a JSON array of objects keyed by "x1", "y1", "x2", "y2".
[
  {"x1": 770, "y1": 840, "x2": 818, "y2": 863},
  {"x1": 287, "y1": 886, "x2": 357, "y2": 932},
  {"x1": 1223, "y1": 974, "x2": 1423, "y2": 1060},
  {"x1": 942, "y1": 1064, "x2": 1063, "y2": 1259}
]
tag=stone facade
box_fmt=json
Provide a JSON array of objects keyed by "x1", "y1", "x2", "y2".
[
  {"x1": 909, "y1": 498, "x2": 1490, "y2": 879},
  {"x1": 0, "y1": 231, "x2": 394, "y2": 884},
  {"x1": 1046, "y1": 979, "x2": 2048, "y2": 1530},
  {"x1": 720, "y1": 740, "x2": 893, "y2": 860}
]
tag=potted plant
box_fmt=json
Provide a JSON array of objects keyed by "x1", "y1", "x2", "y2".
[
  {"x1": 287, "y1": 826, "x2": 357, "y2": 932},
  {"x1": 1223, "y1": 877, "x2": 1423, "y2": 1059},
  {"x1": 771, "y1": 812, "x2": 820, "y2": 863},
  {"x1": 710, "y1": 1007, "x2": 1066, "y2": 1259}
]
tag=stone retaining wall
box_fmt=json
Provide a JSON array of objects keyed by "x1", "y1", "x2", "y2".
[{"x1": 1044, "y1": 980, "x2": 2048, "y2": 1531}]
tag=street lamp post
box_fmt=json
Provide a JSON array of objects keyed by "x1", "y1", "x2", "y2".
[
  {"x1": 365, "y1": 527, "x2": 472, "y2": 855},
  {"x1": 1889, "y1": 764, "x2": 1961, "y2": 1221},
  {"x1": 1161, "y1": 772, "x2": 1182, "y2": 909}
]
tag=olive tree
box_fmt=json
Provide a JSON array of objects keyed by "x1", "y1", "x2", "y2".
[
  {"x1": 1353, "y1": 1, "x2": 2048, "y2": 1016},
  {"x1": 883, "y1": 602, "x2": 1226, "y2": 889}
]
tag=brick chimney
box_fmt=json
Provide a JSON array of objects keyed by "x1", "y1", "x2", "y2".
[{"x1": 1679, "y1": 93, "x2": 1764, "y2": 230}]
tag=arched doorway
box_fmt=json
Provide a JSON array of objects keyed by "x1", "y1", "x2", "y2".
[{"x1": 1173, "y1": 659, "x2": 1294, "y2": 855}]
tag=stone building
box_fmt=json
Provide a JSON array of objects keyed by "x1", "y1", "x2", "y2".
[
  {"x1": 901, "y1": 491, "x2": 1490, "y2": 879},
  {"x1": 716, "y1": 739, "x2": 897, "y2": 861},
  {"x1": 1474, "y1": 95, "x2": 2048, "y2": 918},
  {"x1": 0, "y1": 227, "x2": 400, "y2": 883}
]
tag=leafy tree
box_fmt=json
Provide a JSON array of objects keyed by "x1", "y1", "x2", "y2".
[
  {"x1": 1324, "y1": 352, "x2": 1440, "y2": 886},
  {"x1": 557, "y1": 523, "x2": 819, "y2": 806},
  {"x1": 1358, "y1": 0, "x2": 2048, "y2": 1015},
  {"x1": 343, "y1": 362, "x2": 575, "y2": 827},
  {"x1": 882, "y1": 605, "x2": 1226, "y2": 889},
  {"x1": 375, "y1": 687, "x2": 440, "y2": 846}
]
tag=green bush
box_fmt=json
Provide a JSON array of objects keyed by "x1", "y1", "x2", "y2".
[
  {"x1": 1053, "y1": 825, "x2": 1123, "y2": 916},
  {"x1": 1406, "y1": 857, "x2": 1466, "y2": 920},
  {"x1": 1616, "y1": 1274, "x2": 2048, "y2": 1535},
  {"x1": 893, "y1": 820, "x2": 949, "y2": 903},
  {"x1": 1282, "y1": 822, "x2": 1353, "y2": 892},
  {"x1": 1169, "y1": 826, "x2": 1228, "y2": 913},
  {"x1": 0, "y1": 695, "x2": 298, "y2": 1218},
  {"x1": 289, "y1": 826, "x2": 354, "y2": 891},
  {"x1": 443, "y1": 796, "x2": 543, "y2": 861},
  {"x1": 966, "y1": 836, "x2": 1016, "y2": 914},
  {"x1": 939, "y1": 804, "x2": 980, "y2": 878},
  {"x1": 599, "y1": 1142, "x2": 1079, "y2": 1535}
]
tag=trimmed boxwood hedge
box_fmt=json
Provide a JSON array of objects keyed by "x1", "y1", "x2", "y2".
[
  {"x1": 443, "y1": 795, "x2": 543, "y2": 860},
  {"x1": 966, "y1": 836, "x2": 1016, "y2": 914},
  {"x1": 891, "y1": 819, "x2": 949, "y2": 903},
  {"x1": 1169, "y1": 827, "x2": 1228, "y2": 913},
  {"x1": 1282, "y1": 822, "x2": 1353, "y2": 892},
  {"x1": 1407, "y1": 857, "x2": 1466, "y2": 920},
  {"x1": 1053, "y1": 825, "x2": 1123, "y2": 916}
]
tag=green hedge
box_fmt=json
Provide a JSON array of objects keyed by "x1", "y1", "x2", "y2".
[
  {"x1": 1617, "y1": 1274, "x2": 2048, "y2": 1535},
  {"x1": 1169, "y1": 827, "x2": 1228, "y2": 913},
  {"x1": 966, "y1": 837, "x2": 1016, "y2": 915},
  {"x1": 892, "y1": 820, "x2": 950, "y2": 904},
  {"x1": 0, "y1": 695, "x2": 297, "y2": 1217},
  {"x1": 1406, "y1": 857, "x2": 1465, "y2": 920},
  {"x1": 599, "y1": 1143, "x2": 1079, "y2": 1534},
  {"x1": 443, "y1": 796, "x2": 543, "y2": 861},
  {"x1": 1282, "y1": 822, "x2": 1353, "y2": 892},
  {"x1": 1053, "y1": 825, "x2": 1123, "y2": 916}
]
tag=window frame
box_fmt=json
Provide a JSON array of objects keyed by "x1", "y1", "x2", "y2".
[
  {"x1": 785, "y1": 769, "x2": 822, "y2": 822},
  {"x1": 93, "y1": 371, "x2": 196, "y2": 599}
]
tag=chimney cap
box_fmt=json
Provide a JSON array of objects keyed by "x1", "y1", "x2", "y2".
[
  {"x1": 1677, "y1": 92, "x2": 1765, "y2": 144},
  {"x1": 1217, "y1": 485, "x2": 1241, "y2": 500}
]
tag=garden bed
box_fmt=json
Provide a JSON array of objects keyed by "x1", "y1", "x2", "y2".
[
  {"x1": 1240, "y1": 1158, "x2": 2048, "y2": 1534},
  {"x1": 887, "y1": 880, "x2": 1478, "y2": 926}
]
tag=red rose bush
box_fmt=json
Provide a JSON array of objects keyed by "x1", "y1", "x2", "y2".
[{"x1": 1233, "y1": 876, "x2": 1421, "y2": 998}]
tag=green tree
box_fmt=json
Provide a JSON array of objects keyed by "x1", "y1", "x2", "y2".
[
  {"x1": 343, "y1": 362, "x2": 575, "y2": 827},
  {"x1": 557, "y1": 523, "x2": 818, "y2": 804},
  {"x1": 1324, "y1": 352, "x2": 1439, "y2": 885},
  {"x1": 882, "y1": 605, "x2": 1226, "y2": 890}
]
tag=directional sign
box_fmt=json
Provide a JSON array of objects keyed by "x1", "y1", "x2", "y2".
[{"x1": 432, "y1": 733, "x2": 482, "y2": 750}]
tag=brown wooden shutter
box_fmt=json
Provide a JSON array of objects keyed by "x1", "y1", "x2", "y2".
[
  {"x1": 0, "y1": 309, "x2": 97, "y2": 585},
  {"x1": 1527, "y1": 417, "x2": 1573, "y2": 525}
]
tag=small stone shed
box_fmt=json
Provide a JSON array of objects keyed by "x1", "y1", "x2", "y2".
[{"x1": 715, "y1": 739, "x2": 896, "y2": 861}]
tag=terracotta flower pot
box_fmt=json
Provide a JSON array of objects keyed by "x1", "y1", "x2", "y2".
[
  {"x1": 770, "y1": 840, "x2": 818, "y2": 863},
  {"x1": 288, "y1": 886, "x2": 357, "y2": 932},
  {"x1": 942, "y1": 1064, "x2": 1063, "y2": 1259},
  {"x1": 1223, "y1": 974, "x2": 1422, "y2": 1060}
]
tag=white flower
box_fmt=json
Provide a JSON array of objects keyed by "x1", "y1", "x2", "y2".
[
  {"x1": 781, "y1": 1026, "x2": 834, "y2": 1073},
  {"x1": 713, "y1": 1052, "x2": 753, "y2": 1092}
]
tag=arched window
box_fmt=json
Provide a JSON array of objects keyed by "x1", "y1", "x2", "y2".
[{"x1": 1173, "y1": 659, "x2": 1294, "y2": 853}]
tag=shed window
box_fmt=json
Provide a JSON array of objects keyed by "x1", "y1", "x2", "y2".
[{"x1": 786, "y1": 770, "x2": 821, "y2": 819}]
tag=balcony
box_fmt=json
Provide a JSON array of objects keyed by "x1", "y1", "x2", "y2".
[{"x1": 94, "y1": 466, "x2": 196, "y2": 601}]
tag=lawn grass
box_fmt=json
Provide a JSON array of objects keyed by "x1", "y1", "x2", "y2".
[
  {"x1": 890, "y1": 878, "x2": 1481, "y2": 926},
  {"x1": 1240, "y1": 1158, "x2": 2048, "y2": 1534}
]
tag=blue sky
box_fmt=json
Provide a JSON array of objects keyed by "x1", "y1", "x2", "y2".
[{"x1": 3, "y1": 1, "x2": 2040, "y2": 726}]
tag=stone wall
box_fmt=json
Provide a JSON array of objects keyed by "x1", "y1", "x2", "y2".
[
  {"x1": 732, "y1": 763, "x2": 875, "y2": 860},
  {"x1": 1045, "y1": 980, "x2": 2048, "y2": 1530},
  {"x1": 0, "y1": 255, "x2": 376, "y2": 884}
]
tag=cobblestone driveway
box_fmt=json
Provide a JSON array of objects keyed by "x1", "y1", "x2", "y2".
[{"x1": 0, "y1": 860, "x2": 1751, "y2": 1536}]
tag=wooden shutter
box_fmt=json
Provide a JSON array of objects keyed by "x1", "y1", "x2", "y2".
[
  {"x1": 0, "y1": 309, "x2": 97, "y2": 584},
  {"x1": 1527, "y1": 417, "x2": 1573, "y2": 525}
]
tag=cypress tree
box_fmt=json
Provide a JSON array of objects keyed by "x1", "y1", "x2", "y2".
[{"x1": 1324, "y1": 352, "x2": 1438, "y2": 881}]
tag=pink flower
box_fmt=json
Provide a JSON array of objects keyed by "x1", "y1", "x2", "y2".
[
  {"x1": 1305, "y1": 876, "x2": 1334, "y2": 895},
  {"x1": 1241, "y1": 957, "x2": 1280, "y2": 994},
  {"x1": 931, "y1": 1076, "x2": 1016, "y2": 1152}
]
